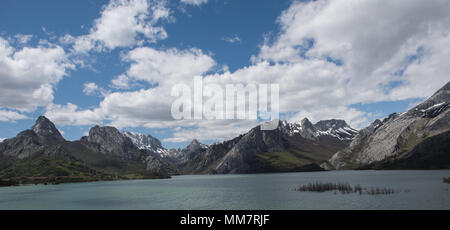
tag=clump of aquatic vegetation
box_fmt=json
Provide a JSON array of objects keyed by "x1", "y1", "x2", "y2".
[
  {"x1": 443, "y1": 177, "x2": 450, "y2": 184},
  {"x1": 295, "y1": 182, "x2": 398, "y2": 195}
]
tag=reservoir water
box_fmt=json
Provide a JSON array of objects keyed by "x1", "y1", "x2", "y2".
[{"x1": 1, "y1": 170, "x2": 449, "y2": 210}]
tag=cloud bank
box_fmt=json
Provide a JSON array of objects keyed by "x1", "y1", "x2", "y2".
[{"x1": 2, "y1": 0, "x2": 450, "y2": 144}]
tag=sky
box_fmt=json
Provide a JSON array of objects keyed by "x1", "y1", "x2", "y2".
[{"x1": 0, "y1": 0, "x2": 449, "y2": 149}]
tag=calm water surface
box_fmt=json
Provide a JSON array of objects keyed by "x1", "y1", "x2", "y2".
[{"x1": 0, "y1": 170, "x2": 449, "y2": 210}]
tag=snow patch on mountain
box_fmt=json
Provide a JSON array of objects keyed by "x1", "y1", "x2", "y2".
[
  {"x1": 283, "y1": 118, "x2": 358, "y2": 141},
  {"x1": 123, "y1": 131, "x2": 174, "y2": 158},
  {"x1": 420, "y1": 102, "x2": 445, "y2": 112}
]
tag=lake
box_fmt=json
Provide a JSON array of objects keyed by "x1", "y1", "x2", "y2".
[{"x1": 0, "y1": 170, "x2": 449, "y2": 210}]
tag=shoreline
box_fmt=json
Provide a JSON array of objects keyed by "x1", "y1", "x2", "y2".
[{"x1": 0, "y1": 175, "x2": 171, "y2": 187}]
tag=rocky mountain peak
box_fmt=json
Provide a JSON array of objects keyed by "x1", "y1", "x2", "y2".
[
  {"x1": 31, "y1": 116, "x2": 65, "y2": 143},
  {"x1": 372, "y1": 119, "x2": 383, "y2": 128},
  {"x1": 190, "y1": 139, "x2": 200, "y2": 145},
  {"x1": 123, "y1": 131, "x2": 163, "y2": 150},
  {"x1": 88, "y1": 125, "x2": 122, "y2": 141},
  {"x1": 86, "y1": 125, "x2": 129, "y2": 153},
  {"x1": 284, "y1": 118, "x2": 317, "y2": 141},
  {"x1": 174, "y1": 139, "x2": 208, "y2": 164},
  {"x1": 186, "y1": 139, "x2": 207, "y2": 152},
  {"x1": 315, "y1": 119, "x2": 349, "y2": 131},
  {"x1": 314, "y1": 119, "x2": 358, "y2": 141},
  {"x1": 299, "y1": 118, "x2": 315, "y2": 130},
  {"x1": 122, "y1": 131, "x2": 175, "y2": 158},
  {"x1": 284, "y1": 118, "x2": 357, "y2": 141}
]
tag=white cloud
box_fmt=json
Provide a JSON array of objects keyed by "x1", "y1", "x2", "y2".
[
  {"x1": 0, "y1": 110, "x2": 28, "y2": 122},
  {"x1": 0, "y1": 37, "x2": 73, "y2": 113},
  {"x1": 255, "y1": 0, "x2": 450, "y2": 101},
  {"x1": 121, "y1": 47, "x2": 216, "y2": 86},
  {"x1": 45, "y1": 47, "x2": 217, "y2": 135},
  {"x1": 44, "y1": 103, "x2": 104, "y2": 126},
  {"x1": 59, "y1": 34, "x2": 75, "y2": 45},
  {"x1": 83, "y1": 82, "x2": 109, "y2": 97},
  {"x1": 72, "y1": 0, "x2": 170, "y2": 53},
  {"x1": 110, "y1": 74, "x2": 136, "y2": 89},
  {"x1": 14, "y1": 34, "x2": 33, "y2": 44},
  {"x1": 221, "y1": 35, "x2": 241, "y2": 44},
  {"x1": 0, "y1": 138, "x2": 5, "y2": 142},
  {"x1": 99, "y1": 87, "x2": 174, "y2": 128},
  {"x1": 83, "y1": 82, "x2": 100, "y2": 96},
  {"x1": 45, "y1": 0, "x2": 450, "y2": 144},
  {"x1": 180, "y1": 0, "x2": 208, "y2": 6}
]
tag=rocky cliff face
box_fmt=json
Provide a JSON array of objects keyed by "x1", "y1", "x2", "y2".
[
  {"x1": 0, "y1": 116, "x2": 66, "y2": 159},
  {"x1": 214, "y1": 122, "x2": 286, "y2": 174},
  {"x1": 32, "y1": 116, "x2": 66, "y2": 145},
  {"x1": 82, "y1": 126, "x2": 144, "y2": 161},
  {"x1": 326, "y1": 81, "x2": 450, "y2": 170},
  {"x1": 177, "y1": 136, "x2": 242, "y2": 174}
]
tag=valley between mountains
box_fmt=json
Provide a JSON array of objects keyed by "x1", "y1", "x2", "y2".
[{"x1": 1, "y1": 81, "x2": 449, "y2": 186}]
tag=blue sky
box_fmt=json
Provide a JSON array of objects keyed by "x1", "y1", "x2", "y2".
[{"x1": 1, "y1": 0, "x2": 448, "y2": 148}]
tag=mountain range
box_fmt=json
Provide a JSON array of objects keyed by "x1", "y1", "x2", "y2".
[
  {"x1": 0, "y1": 117, "x2": 174, "y2": 185},
  {"x1": 1, "y1": 81, "x2": 449, "y2": 185},
  {"x1": 175, "y1": 119, "x2": 358, "y2": 174}
]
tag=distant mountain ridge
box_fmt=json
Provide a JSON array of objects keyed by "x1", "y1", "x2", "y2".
[{"x1": 175, "y1": 119, "x2": 358, "y2": 174}]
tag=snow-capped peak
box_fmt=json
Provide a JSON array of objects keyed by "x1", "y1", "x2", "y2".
[
  {"x1": 123, "y1": 131, "x2": 174, "y2": 158},
  {"x1": 284, "y1": 118, "x2": 357, "y2": 141}
]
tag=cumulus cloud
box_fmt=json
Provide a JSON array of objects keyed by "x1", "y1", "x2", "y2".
[
  {"x1": 45, "y1": 0, "x2": 450, "y2": 143},
  {"x1": 44, "y1": 103, "x2": 104, "y2": 126},
  {"x1": 47, "y1": 47, "x2": 216, "y2": 128},
  {"x1": 255, "y1": 0, "x2": 450, "y2": 101},
  {"x1": 110, "y1": 74, "x2": 135, "y2": 89},
  {"x1": 83, "y1": 82, "x2": 109, "y2": 97},
  {"x1": 180, "y1": 0, "x2": 208, "y2": 6},
  {"x1": 0, "y1": 37, "x2": 73, "y2": 113},
  {"x1": 121, "y1": 47, "x2": 216, "y2": 86},
  {"x1": 72, "y1": 0, "x2": 170, "y2": 53},
  {"x1": 0, "y1": 110, "x2": 28, "y2": 122}
]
